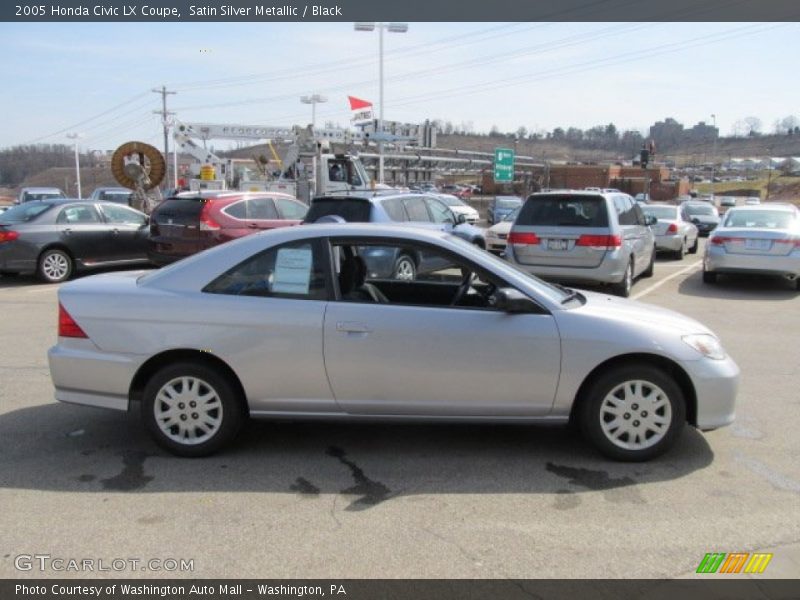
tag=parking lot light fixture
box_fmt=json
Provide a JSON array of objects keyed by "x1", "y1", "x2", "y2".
[
  {"x1": 66, "y1": 133, "x2": 83, "y2": 199},
  {"x1": 354, "y1": 21, "x2": 409, "y2": 183},
  {"x1": 300, "y1": 94, "x2": 328, "y2": 129}
]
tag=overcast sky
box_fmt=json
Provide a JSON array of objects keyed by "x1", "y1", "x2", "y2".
[{"x1": 1, "y1": 21, "x2": 797, "y2": 152}]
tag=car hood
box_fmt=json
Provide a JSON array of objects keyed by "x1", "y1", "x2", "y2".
[{"x1": 574, "y1": 289, "x2": 713, "y2": 337}]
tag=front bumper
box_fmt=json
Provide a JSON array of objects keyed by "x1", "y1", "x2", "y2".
[{"x1": 681, "y1": 354, "x2": 740, "y2": 430}]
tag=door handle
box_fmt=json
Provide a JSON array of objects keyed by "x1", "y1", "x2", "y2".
[
  {"x1": 336, "y1": 321, "x2": 372, "y2": 334},
  {"x1": 111, "y1": 228, "x2": 119, "y2": 235},
  {"x1": 63, "y1": 228, "x2": 71, "y2": 235}
]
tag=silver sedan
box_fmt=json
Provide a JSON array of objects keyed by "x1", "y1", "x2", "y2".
[
  {"x1": 48, "y1": 224, "x2": 739, "y2": 461},
  {"x1": 642, "y1": 204, "x2": 699, "y2": 259},
  {"x1": 703, "y1": 204, "x2": 800, "y2": 288}
]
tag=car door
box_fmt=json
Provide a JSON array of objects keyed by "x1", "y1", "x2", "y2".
[
  {"x1": 617, "y1": 196, "x2": 649, "y2": 275},
  {"x1": 323, "y1": 237, "x2": 561, "y2": 417},
  {"x1": 54, "y1": 204, "x2": 112, "y2": 264},
  {"x1": 245, "y1": 196, "x2": 282, "y2": 231},
  {"x1": 97, "y1": 203, "x2": 148, "y2": 261}
]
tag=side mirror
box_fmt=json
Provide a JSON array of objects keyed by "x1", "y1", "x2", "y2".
[
  {"x1": 493, "y1": 287, "x2": 539, "y2": 313},
  {"x1": 456, "y1": 213, "x2": 467, "y2": 225},
  {"x1": 644, "y1": 214, "x2": 657, "y2": 226}
]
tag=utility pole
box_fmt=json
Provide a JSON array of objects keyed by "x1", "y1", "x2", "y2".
[{"x1": 152, "y1": 86, "x2": 176, "y2": 189}]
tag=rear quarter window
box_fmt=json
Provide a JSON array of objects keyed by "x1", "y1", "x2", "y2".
[
  {"x1": 304, "y1": 199, "x2": 372, "y2": 223},
  {"x1": 516, "y1": 195, "x2": 609, "y2": 228}
]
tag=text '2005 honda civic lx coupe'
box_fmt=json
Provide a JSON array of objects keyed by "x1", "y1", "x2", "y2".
[{"x1": 48, "y1": 224, "x2": 739, "y2": 461}]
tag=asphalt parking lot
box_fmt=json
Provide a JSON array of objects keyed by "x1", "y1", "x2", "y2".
[{"x1": 1, "y1": 240, "x2": 798, "y2": 579}]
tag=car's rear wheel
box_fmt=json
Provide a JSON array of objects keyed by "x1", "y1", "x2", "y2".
[
  {"x1": 579, "y1": 364, "x2": 686, "y2": 461},
  {"x1": 142, "y1": 362, "x2": 244, "y2": 457},
  {"x1": 38, "y1": 248, "x2": 73, "y2": 283},
  {"x1": 674, "y1": 238, "x2": 687, "y2": 260},
  {"x1": 393, "y1": 254, "x2": 417, "y2": 281},
  {"x1": 610, "y1": 259, "x2": 633, "y2": 297},
  {"x1": 642, "y1": 247, "x2": 655, "y2": 278},
  {"x1": 689, "y1": 237, "x2": 699, "y2": 254}
]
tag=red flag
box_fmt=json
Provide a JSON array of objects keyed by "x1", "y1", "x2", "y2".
[{"x1": 348, "y1": 96, "x2": 373, "y2": 110}]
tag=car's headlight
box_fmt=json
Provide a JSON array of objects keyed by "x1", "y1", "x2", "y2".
[
  {"x1": 485, "y1": 230, "x2": 498, "y2": 239},
  {"x1": 682, "y1": 334, "x2": 726, "y2": 360}
]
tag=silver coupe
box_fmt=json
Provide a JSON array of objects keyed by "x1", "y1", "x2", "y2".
[{"x1": 48, "y1": 224, "x2": 739, "y2": 461}]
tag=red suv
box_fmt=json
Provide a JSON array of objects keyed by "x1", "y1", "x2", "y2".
[{"x1": 148, "y1": 191, "x2": 307, "y2": 266}]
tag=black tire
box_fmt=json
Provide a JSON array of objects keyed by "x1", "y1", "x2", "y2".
[
  {"x1": 141, "y1": 362, "x2": 245, "y2": 457},
  {"x1": 702, "y1": 268, "x2": 717, "y2": 284},
  {"x1": 610, "y1": 259, "x2": 633, "y2": 298},
  {"x1": 578, "y1": 363, "x2": 686, "y2": 461},
  {"x1": 688, "y1": 237, "x2": 699, "y2": 254},
  {"x1": 673, "y1": 238, "x2": 687, "y2": 260},
  {"x1": 472, "y1": 238, "x2": 486, "y2": 250},
  {"x1": 393, "y1": 254, "x2": 417, "y2": 281},
  {"x1": 642, "y1": 247, "x2": 655, "y2": 278},
  {"x1": 37, "y1": 248, "x2": 73, "y2": 283}
]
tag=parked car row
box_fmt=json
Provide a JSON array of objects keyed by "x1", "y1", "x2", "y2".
[{"x1": 0, "y1": 192, "x2": 311, "y2": 283}]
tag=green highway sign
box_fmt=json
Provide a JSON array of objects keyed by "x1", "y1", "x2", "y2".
[{"x1": 494, "y1": 148, "x2": 515, "y2": 183}]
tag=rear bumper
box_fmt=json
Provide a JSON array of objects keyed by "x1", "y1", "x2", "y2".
[
  {"x1": 655, "y1": 234, "x2": 683, "y2": 252},
  {"x1": 48, "y1": 341, "x2": 141, "y2": 412},
  {"x1": 705, "y1": 247, "x2": 800, "y2": 278},
  {"x1": 507, "y1": 249, "x2": 627, "y2": 285}
]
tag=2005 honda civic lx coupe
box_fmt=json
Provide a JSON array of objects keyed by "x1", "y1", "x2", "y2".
[{"x1": 48, "y1": 224, "x2": 739, "y2": 461}]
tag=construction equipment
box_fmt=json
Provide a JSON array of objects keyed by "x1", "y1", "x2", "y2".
[
  {"x1": 173, "y1": 121, "x2": 413, "y2": 202},
  {"x1": 110, "y1": 141, "x2": 165, "y2": 213}
]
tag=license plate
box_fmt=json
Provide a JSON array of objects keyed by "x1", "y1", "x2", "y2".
[
  {"x1": 547, "y1": 239, "x2": 569, "y2": 251},
  {"x1": 745, "y1": 239, "x2": 771, "y2": 251}
]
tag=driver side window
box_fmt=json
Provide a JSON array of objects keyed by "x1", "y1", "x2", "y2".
[
  {"x1": 330, "y1": 239, "x2": 509, "y2": 311},
  {"x1": 425, "y1": 198, "x2": 455, "y2": 224}
]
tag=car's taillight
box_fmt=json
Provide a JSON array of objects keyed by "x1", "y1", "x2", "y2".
[
  {"x1": 576, "y1": 234, "x2": 622, "y2": 248},
  {"x1": 666, "y1": 223, "x2": 678, "y2": 234},
  {"x1": 710, "y1": 236, "x2": 738, "y2": 245},
  {"x1": 508, "y1": 232, "x2": 540, "y2": 245},
  {"x1": 774, "y1": 237, "x2": 800, "y2": 247},
  {"x1": 199, "y1": 206, "x2": 221, "y2": 231},
  {"x1": 58, "y1": 303, "x2": 87, "y2": 338},
  {"x1": 0, "y1": 230, "x2": 19, "y2": 243}
]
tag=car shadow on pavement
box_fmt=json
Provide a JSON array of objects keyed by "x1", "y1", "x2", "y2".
[
  {"x1": 678, "y1": 270, "x2": 799, "y2": 301},
  {"x1": 0, "y1": 402, "x2": 714, "y2": 510}
]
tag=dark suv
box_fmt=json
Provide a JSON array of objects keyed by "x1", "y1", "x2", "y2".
[
  {"x1": 303, "y1": 192, "x2": 486, "y2": 280},
  {"x1": 148, "y1": 191, "x2": 308, "y2": 265}
]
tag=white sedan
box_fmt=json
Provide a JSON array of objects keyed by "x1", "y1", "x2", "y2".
[
  {"x1": 432, "y1": 193, "x2": 480, "y2": 223},
  {"x1": 49, "y1": 224, "x2": 739, "y2": 461}
]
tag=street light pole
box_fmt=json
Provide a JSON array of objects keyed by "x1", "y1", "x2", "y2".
[
  {"x1": 711, "y1": 114, "x2": 717, "y2": 199},
  {"x1": 66, "y1": 133, "x2": 83, "y2": 199},
  {"x1": 355, "y1": 22, "x2": 408, "y2": 184}
]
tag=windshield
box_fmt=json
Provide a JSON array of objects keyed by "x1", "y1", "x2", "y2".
[
  {"x1": 0, "y1": 202, "x2": 53, "y2": 223},
  {"x1": 685, "y1": 204, "x2": 717, "y2": 216},
  {"x1": 496, "y1": 198, "x2": 521, "y2": 209},
  {"x1": 724, "y1": 210, "x2": 795, "y2": 229},
  {"x1": 643, "y1": 206, "x2": 677, "y2": 220},
  {"x1": 446, "y1": 234, "x2": 577, "y2": 306},
  {"x1": 437, "y1": 195, "x2": 464, "y2": 207},
  {"x1": 517, "y1": 195, "x2": 609, "y2": 227}
]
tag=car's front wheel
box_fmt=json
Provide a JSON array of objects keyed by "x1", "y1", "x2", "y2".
[
  {"x1": 142, "y1": 362, "x2": 245, "y2": 457},
  {"x1": 579, "y1": 364, "x2": 686, "y2": 461}
]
